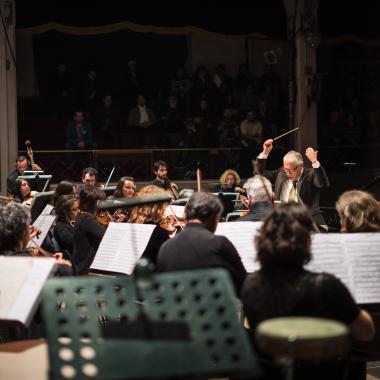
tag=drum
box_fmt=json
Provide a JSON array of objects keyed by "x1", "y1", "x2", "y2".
[{"x1": 255, "y1": 317, "x2": 350, "y2": 361}]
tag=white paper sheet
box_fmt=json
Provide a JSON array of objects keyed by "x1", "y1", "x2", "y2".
[{"x1": 90, "y1": 222, "x2": 156, "y2": 275}]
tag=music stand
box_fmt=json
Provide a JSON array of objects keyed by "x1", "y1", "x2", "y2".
[
  {"x1": 212, "y1": 192, "x2": 239, "y2": 217},
  {"x1": 100, "y1": 186, "x2": 116, "y2": 198},
  {"x1": 30, "y1": 191, "x2": 54, "y2": 223},
  {"x1": 42, "y1": 268, "x2": 259, "y2": 379}
]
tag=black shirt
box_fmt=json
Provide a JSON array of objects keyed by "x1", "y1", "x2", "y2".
[
  {"x1": 152, "y1": 178, "x2": 170, "y2": 190},
  {"x1": 72, "y1": 213, "x2": 105, "y2": 275},
  {"x1": 157, "y1": 223, "x2": 247, "y2": 294},
  {"x1": 54, "y1": 218, "x2": 75, "y2": 257}
]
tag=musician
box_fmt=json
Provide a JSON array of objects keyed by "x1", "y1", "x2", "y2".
[
  {"x1": 7, "y1": 155, "x2": 42, "y2": 195},
  {"x1": 336, "y1": 190, "x2": 380, "y2": 232},
  {"x1": 76, "y1": 167, "x2": 98, "y2": 195},
  {"x1": 13, "y1": 179, "x2": 36, "y2": 207},
  {"x1": 257, "y1": 139, "x2": 329, "y2": 226},
  {"x1": 72, "y1": 186, "x2": 106, "y2": 275},
  {"x1": 107, "y1": 176, "x2": 136, "y2": 222},
  {"x1": 157, "y1": 192, "x2": 247, "y2": 293},
  {"x1": 53, "y1": 194, "x2": 79, "y2": 259},
  {"x1": 111, "y1": 176, "x2": 136, "y2": 198},
  {"x1": 235, "y1": 175, "x2": 273, "y2": 222},
  {"x1": 0, "y1": 202, "x2": 72, "y2": 275},
  {"x1": 52, "y1": 180, "x2": 76, "y2": 206},
  {"x1": 152, "y1": 160, "x2": 179, "y2": 198},
  {"x1": 241, "y1": 203, "x2": 375, "y2": 380},
  {"x1": 215, "y1": 169, "x2": 245, "y2": 194},
  {"x1": 129, "y1": 185, "x2": 171, "y2": 267}
]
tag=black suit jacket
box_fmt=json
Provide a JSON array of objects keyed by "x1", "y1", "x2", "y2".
[{"x1": 258, "y1": 158, "x2": 329, "y2": 225}]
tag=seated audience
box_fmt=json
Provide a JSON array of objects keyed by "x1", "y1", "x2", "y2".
[
  {"x1": 336, "y1": 190, "x2": 380, "y2": 232},
  {"x1": 241, "y1": 203, "x2": 375, "y2": 380},
  {"x1": 157, "y1": 192, "x2": 247, "y2": 293}
]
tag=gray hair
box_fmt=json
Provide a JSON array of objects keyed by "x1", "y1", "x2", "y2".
[
  {"x1": 179, "y1": 188, "x2": 194, "y2": 199},
  {"x1": 185, "y1": 192, "x2": 223, "y2": 222},
  {"x1": 0, "y1": 202, "x2": 31, "y2": 251},
  {"x1": 244, "y1": 175, "x2": 272, "y2": 202},
  {"x1": 283, "y1": 150, "x2": 303, "y2": 165}
]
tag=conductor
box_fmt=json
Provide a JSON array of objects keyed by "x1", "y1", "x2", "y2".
[{"x1": 257, "y1": 139, "x2": 329, "y2": 226}]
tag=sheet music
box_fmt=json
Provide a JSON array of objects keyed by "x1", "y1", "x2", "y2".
[
  {"x1": 344, "y1": 233, "x2": 380, "y2": 304},
  {"x1": 1, "y1": 257, "x2": 56, "y2": 325},
  {"x1": 308, "y1": 234, "x2": 353, "y2": 291},
  {"x1": 164, "y1": 205, "x2": 185, "y2": 218},
  {"x1": 91, "y1": 222, "x2": 156, "y2": 275},
  {"x1": 27, "y1": 212, "x2": 55, "y2": 248},
  {"x1": 308, "y1": 233, "x2": 380, "y2": 304},
  {"x1": 0, "y1": 259, "x2": 31, "y2": 318},
  {"x1": 215, "y1": 222, "x2": 262, "y2": 272}
]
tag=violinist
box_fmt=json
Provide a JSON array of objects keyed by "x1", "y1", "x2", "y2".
[
  {"x1": 72, "y1": 186, "x2": 105, "y2": 275},
  {"x1": 234, "y1": 175, "x2": 273, "y2": 222},
  {"x1": 7, "y1": 154, "x2": 42, "y2": 195},
  {"x1": 13, "y1": 179, "x2": 37, "y2": 207},
  {"x1": 152, "y1": 160, "x2": 179, "y2": 199},
  {"x1": 128, "y1": 185, "x2": 171, "y2": 268},
  {"x1": 107, "y1": 176, "x2": 136, "y2": 222},
  {"x1": 53, "y1": 195, "x2": 79, "y2": 259},
  {"x1": 0, "y1": 202, "x2": 72, "y2": 276}
]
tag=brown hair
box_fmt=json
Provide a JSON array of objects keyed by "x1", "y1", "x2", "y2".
[
  {"x1": 128, "y1": 185, "x2": 168, "y2": 224},
  {"x1": 336, "y1": 190, "x2": 380, "y2": 232},
  {"x1": 256, "y1": 203, "x2": 314, "y2": 269}
]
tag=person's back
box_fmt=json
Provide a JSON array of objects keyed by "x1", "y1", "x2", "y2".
[{"x1": 157, "y1": 192, "x2": 246, "y2": 293}]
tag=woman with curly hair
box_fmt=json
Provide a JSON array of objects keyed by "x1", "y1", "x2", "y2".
[
  {"x1": 216, "y1": 169, "x2": 245, "y2": 193},
  {"x1": 241, "y1": 203, "x2": 374, "y2": 380},
  {"x1": 128, "y1": 185, "x2": 171, "y2": 267},
  {"x1": 336, "y1": 190, "x2": 380, "y2": 232}
]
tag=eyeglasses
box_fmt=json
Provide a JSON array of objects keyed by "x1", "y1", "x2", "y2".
[{"x1": 283, "y1": 166, "x2": 300, "y2": 174}]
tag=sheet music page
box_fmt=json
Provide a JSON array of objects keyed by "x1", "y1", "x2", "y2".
[
  {"x1": 27, "y1": 214, "x2": 55, "y2": 248},
  {"x1": 4, "y1": 257, "x2": 56, "y2": 325},
  {"x1": 164, "y1": 205, "x2": 185, "y2": 218},
  {"x1": 0, "y1": 258, "x2": 31, "y2": 318},
  {"x1": 41, "y1": 204, "x2": 54, "y2": 215},
  {"x1": 307, "y1": 234, "x2": 353, "y2": 292},
  {"x1": 91, "y1": 222, "x2": 156, "y2": 275},
  {"x1": 344, "y1": 233, "x2": 380, "y2": 304},
  {"x1": 215, "y1": 222, "x2": 262, "y2": 273}
]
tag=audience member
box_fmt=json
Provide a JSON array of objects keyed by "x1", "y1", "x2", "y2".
[{"x1": 65, "y1": 110, "x2": 96, "y2": 150}]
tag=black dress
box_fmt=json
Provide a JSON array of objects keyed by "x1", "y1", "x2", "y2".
[
  {"x1": 54, "y1": 218, "x2": 75, "y2": 258},
  {"x1": 72, "y1": 213, "x2": 105, "y2": 275}
]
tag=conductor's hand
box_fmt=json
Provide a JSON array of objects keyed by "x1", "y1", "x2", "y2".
[
  {"x1": 262, "y1": 139, "x2": 273, "y2": 156},
  {"x1": 305, "y1": 147, "x2": 318, "y2": 164}
]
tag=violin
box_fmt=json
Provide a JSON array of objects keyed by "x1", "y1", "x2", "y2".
[
  {"x1": 96, "y1": 210, "x2": 114, "y2": 226},
  {"x1": 159, "y1": 215, "x2": 185, "y2": 234},
  {"x1": 29, "y1": 238, "x2": 72, "y2": 267}
]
